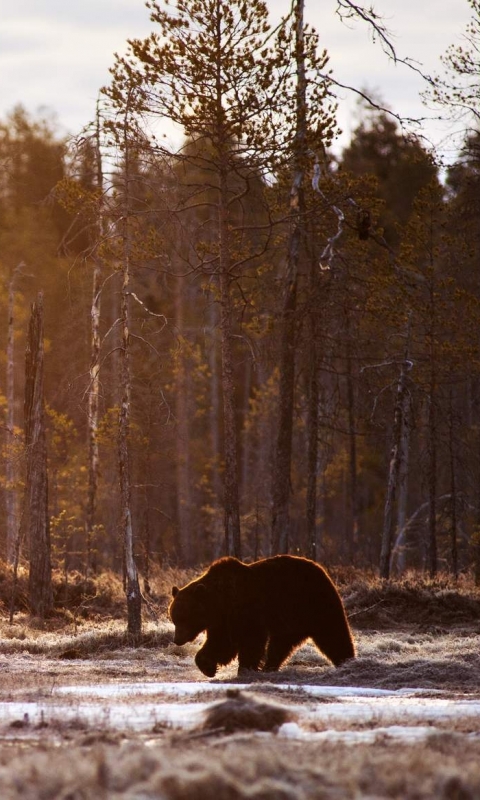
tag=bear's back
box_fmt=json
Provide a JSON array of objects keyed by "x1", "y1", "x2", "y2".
[{"x1": 247, "y1": 555, "x2": 344, "y2": 617}]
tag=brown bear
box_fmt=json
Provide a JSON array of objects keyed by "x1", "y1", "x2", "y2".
[{"x1": 169, "y1": 555, "x2": 355, "y2": 677}]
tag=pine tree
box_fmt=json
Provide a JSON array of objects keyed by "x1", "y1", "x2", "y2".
[{"x1": 106, "y1": 0, "x2": 289, "y2": 558}]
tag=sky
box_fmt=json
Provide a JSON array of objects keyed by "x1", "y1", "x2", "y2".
[{"x1": 0, "y1": 0, "x2": 473, "y2": 162}]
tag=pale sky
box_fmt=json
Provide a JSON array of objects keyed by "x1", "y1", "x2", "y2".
[{"x1": 0, "y1": 0, "x2": 472, "y2": 162}]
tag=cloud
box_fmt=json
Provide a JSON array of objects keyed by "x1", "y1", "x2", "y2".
[
  {"x1": 4, "y1": 0, "x2": 152, "y2": 30},
  {"x1": 0, "y1": 0, "x2": 473, "y2": 151}
]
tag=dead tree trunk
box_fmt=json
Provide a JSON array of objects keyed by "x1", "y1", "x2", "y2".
[
  {"x1": 306, "y1": 333, "x2": 319, "y2": 562},
  {"x1": 207, "y1": 299, "x2": 224, "y2": 558},
  {"x1": 174, "y1": 274, "x2": 193, "y2": 564},
  {"x1": 379, "y1": 318, "x2": 412, "y2": 580},
  {"x1": 85, "y1": 105, "x2": 104, "y2": 575},
  {"x1": 118, "y1": 89, "x2": 142, "y2": 640},
  {"x1": 24, "y1": 293, "x2": 53, "y2": 618},
  {"x1": 391, "y1": 388, "x2": 411, "y2": 575},
  {"x1": 344, "y1": 311, "x2": 359, "y2": 562},
  {"x1": 5, "y1": 264, "x2": 24, "y2": 563},
  {"x1": 218, "y1": 156, "x2": 241, "y2": 559},
  {"x1": 306, "y1": 226, "x2": 320, "y2": 562},
  {"x1": 271, "y1": 0, "x2": 306, "y2": 555},
  {"x1": 448, "y1": 387, "x2": 458, "y2": 579},
  {"x1": 426, "y1": 305, "x2": 438, "y2": 579}
]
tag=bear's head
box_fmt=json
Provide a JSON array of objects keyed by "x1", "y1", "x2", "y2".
[{"x1": 169, "y1": 582, "x2": 210, "y2": 645}]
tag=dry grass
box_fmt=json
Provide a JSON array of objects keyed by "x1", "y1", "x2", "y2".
[
  {"x1": 202, "y1": 689, "x2": 294, "y2": 733},
  {"x1": 0, "y1": 733, "x2": 479, "y2": 799},
  {"x1": 2, "y1": 561, "x2": 479, "y2": 634},
  {"x1": 0, "y1": 561, "x2": 197, "y2": 623},
  {"x1": 334, "y1": 567, "x2": 480, "y2": 631}
]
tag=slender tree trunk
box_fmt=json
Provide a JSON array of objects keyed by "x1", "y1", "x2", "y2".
[
  {"x1": 306, "y1": 238, "x2": 320, "y2": 561},
  {"x1": 219, "y1": 162, "x2": 241, "y2": 558},
  {"x1": 426, "y1": 318, "x2": 438, "y2": 579},
  {"x1": 119, "y1": 92, "x2": 141, "y2": 639},
  {"x1": 85, "y1": 106, "x2": 104, "y2": 575},
  {"x1": 448, "y1": 387, "x2": 458, "y2": 579},
  {"x1": 174, "y1": 275, "x2": 193, "y2": 564},
  {"x1": 392, "y1": 389, "x2": 411, "y2": 574},
  {"x1": 207, "y1": 298, "x2": 223, "y2": 558},
  {"x1": 86, "y1": 261, "x2": 101, "y2": 575},
  {"x1": 5, "y1": 265, "x2": 23, "y2": 563},
  {"x1": 379, "y1": 318, "x2": 412, "y2": 579},
  {"x1": 345, "y1": 311, "x2": 359, "y2": 562},
  {"x1": 211, "y1": 1, "x2": 241, "y2": 559},
  {"x1": 306, "y1": 338, "x2": 319, "y2": 562},
  {"x1": 426, "y1": 393, "x2": 438, "y2": 578},
  {"x1": 25, "y1": 293, "x2": 53, "y2": 618},
  {"x1": 240, "y1": 357, "x2": 253, "y2": 503},
  {"x1": 271, "y1": 0, "x2": 306, "y2": 555}
]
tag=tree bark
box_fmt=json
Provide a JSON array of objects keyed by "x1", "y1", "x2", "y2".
[
  {"x1": 344, "y1": 311, "x2": 359, "y2": 561},
  {"x1": 25, "y1": 293, "x2": 53, "y2": 618},
  {"x1": 379, "y1": 318, "x2": 412, "y2": 580},
  {"x1": 271, "y1": 0, "x2": 306, "y2": 555},
  {"x1": 219, "y1": 163, "x2": 241, "y2": 558},
  {"x1": 119, "y1": 90, "x2": 142, "y2": 640},
  {"x1": 85, "y1": 106, "x2": 104, "y2": 576},
  {"x1": 306, "y1": 232, "x2": 320, "y2": 562},
  {"x1": 448, "y1": 388, "x2": 458, "y2": 579},
  {"x1": 174, "y1": 274, "x2": 193, "y2": 564},
  {"x1": 207, "y1": 299, "x2": 224, "y2": 558},
  {"x1": 5, "y1": 265, "x2": 23, "y2": 564},
  {"x1": 426, "y1": 291, "x2": 438, "y2": 579},
  {"x1": 391, "y1": 388, "x2": 411, "y2": 575}
]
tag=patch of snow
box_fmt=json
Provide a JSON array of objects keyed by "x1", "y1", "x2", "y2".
[
  {"x1": 278, "y1": 723, "x2": 453, "y2": 744},
  {"x1": 0, "y1": 700, "x2": 207, "y2": 732},
  {"x1": 56, "y1": 682, "x2": 433, "y2": 699},
  {"x1": 3, "y1": 683, "x2": 480, "y2": 744}
]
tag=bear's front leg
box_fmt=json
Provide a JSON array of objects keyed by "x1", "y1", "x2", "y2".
[
  {"x1": 195, "y1": 646, "x2": 218, "y2": 677},
  {"x1": 195, "y1": 626, "x2": 238, "y2": 677}
]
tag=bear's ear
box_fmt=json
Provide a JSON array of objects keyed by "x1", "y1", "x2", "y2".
[
  {"x1": 193, "y1": 583, "x2": 207, "y2": 596},
  {"x1": 172, "y1": 586, "x2": 179, "y2": 598}
]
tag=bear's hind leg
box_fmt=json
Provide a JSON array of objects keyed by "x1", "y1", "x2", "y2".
[{"x1": 263, "y1": 633, "x2": 302, "y2": 672}]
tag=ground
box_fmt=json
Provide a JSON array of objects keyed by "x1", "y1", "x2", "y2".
[{"x1": 0, "y1": 568, "x2": 479, "y2": 798}]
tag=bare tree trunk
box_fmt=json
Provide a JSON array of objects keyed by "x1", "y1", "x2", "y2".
[
  {"x1": 392, "y1": 389, "x2": 411, "y2": 575},
  {"x1": 219, "y1": 163, "x2": 241, "y2": 558},
  {"x1": 306, "y1": 238, "x2": 320, "y2": 561},
  {"x1": 5, "y1": 264, "x2": 23, "y2": 563},
  {"x1": 345, "y1": 312, "x2": 359, "y2": 562},
  {"x1": 25, "y1": 293, "x2": 53, "y2": 618},
  {"x1": 426, "y1": 326, "x2": 438, "y2": 579},
  {"x1": 174, "y1": 274, "x2": 193, "y2": 564},
  {"x1": 379, "y1": 318, "x2": 412, "y2": 580},
  {"x1": 306, "y1": 340, "x2": 319, "y2": 562},
  {"x1": 207, "y1": 299, "x2": 223, "y2": 558},
  {"x1": 448, "y1": 387, "x2": 458, "y2": 579},
  {"x1": 85, "y1": 106, "x2": 104, "y2": 575},
  {"x1": 271, "y1": 0, "x2": 306, "y2": 555},
  {"x1": 119, "y1": 91, "x2": 141, "y2": 640}
]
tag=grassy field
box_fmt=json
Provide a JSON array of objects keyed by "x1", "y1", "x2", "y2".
[{"x1": 0, "y1": 564, "x2": 479, "y2": 799}]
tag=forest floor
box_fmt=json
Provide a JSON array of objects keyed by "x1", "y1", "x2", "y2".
[{"x1": 0, "y1": 567, "x2": 479, "y2": 799}]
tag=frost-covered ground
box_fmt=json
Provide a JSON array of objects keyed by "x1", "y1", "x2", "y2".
[{"x1": 0, "y1": 621, "x2": 479, "y2": 798}]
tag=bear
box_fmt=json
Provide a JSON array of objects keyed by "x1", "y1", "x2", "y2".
[{"x1": 169, "y1": 555, "x2": 355, "y2": 677}]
